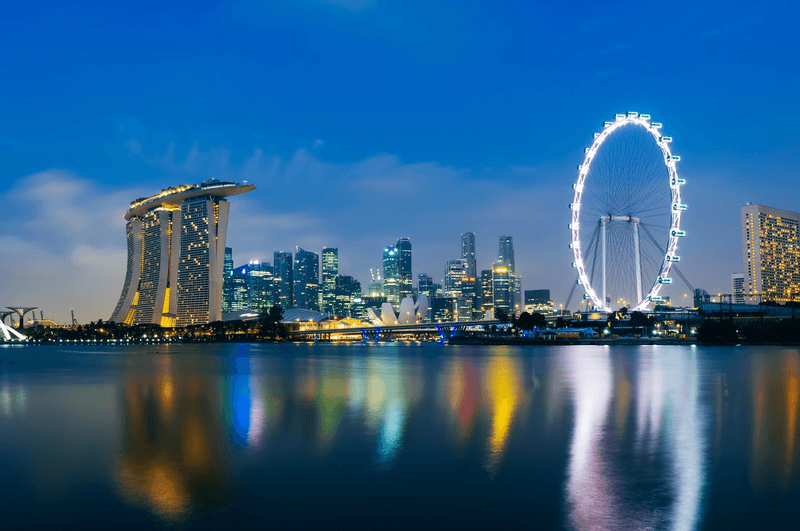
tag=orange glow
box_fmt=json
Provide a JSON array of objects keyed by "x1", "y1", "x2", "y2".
[{"x1": 484, "y1": 357, "x2": 520, "y2": 475}]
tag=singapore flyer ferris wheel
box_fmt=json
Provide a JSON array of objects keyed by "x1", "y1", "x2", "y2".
[{"x1": 569, "y1": 112, "x2": 686, "y2": 313}]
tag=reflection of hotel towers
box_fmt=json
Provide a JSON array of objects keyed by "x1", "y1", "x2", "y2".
[
  {"x1": 748, "y1": 350, "x2": 800, "y2": 488},
  {"x1": 117, "y1": 355, "x2": 228, "y2": 520},
  {"x1": 109, "y1": 180, "x2": 255, "y2": 326}
]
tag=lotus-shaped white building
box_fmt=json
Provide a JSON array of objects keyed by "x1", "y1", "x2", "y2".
[{"x1": 366, "y1": 295, "x2": 428, "y2": 326}]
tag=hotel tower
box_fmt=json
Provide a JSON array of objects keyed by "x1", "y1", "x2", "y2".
[
  {"x1": 741, "y1": 203, "x2": 800, "y2": 303},
  {"x1": 110, "y1": 179, "x2": 255, "y2": 326}
]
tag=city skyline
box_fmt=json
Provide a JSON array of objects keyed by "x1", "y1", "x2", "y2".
[{"x1": 2, "y1": 1, "x2": 799, "y2": 323}]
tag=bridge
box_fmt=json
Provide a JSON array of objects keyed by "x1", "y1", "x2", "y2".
[{"x1": 290, "y1": 319, "x2": 501, "y2": 342}]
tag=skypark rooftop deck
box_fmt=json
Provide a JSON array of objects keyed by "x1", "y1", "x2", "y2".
[{"x1": 125, "y1": 180, "x2": 256, "y2": 220}]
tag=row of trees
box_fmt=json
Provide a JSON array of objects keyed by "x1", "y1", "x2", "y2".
[{"x1": 21, "y1": 306, "x2": 289, "y2": 342}]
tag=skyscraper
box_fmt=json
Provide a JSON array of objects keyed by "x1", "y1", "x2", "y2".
[
  {"x1": 418, "y1": 273, "x2": 434, "y2": 298},
  {"x1": 498, "y1": 236, "x2": 520, "y2": 311},
  {"x1": 109, "y1": 180, "x2": 255, "y2": 326},
  {"x1": 383, "y1": 244, "x2": 399, "y2": 308},
  {"x1": 499, "y1": 236, "x2": 515, "y2": 273},
  {"x1": 248, "y1": 261, "x2": 274, "y2": 311},
  {"x1": 273, "y1": 251, "x2": 294, "y2": 309},
  {"x1": 444, "y1": 259, "x2": 468, "y2": 298},
  {"x1": 480, "y1": 269, "x2": 493, "y2": 313},
  {"x1": 230, "y1": 264, "x2": 250, "y2": 311},
  {"x1": 222, "y1": 247, "x2": 234, "y2": 313},
  {"x1": 321, "y1": 248, "x2": 339, "y2": 314},
  {"x1": 741, "y1": 203, "x2": 800, "y2": 302},
  {"x1": 397, "y1": 237, "x2": 413, "y2": 302},
  {"x1": 492, "y1": 261, "x2": 511, "y2": 313},
  {"x1": 461, "y1": 232, "x2": 476, "y2": 278},
  {"x1": 334, "y1": 275, "x2": 361, "y2": 317},
  {"x1": 294, "y1": 247, "x2": 320, "y2": 310},
  {"x1": 732, "y1": 273, "x2": 745, "y2": 305}
]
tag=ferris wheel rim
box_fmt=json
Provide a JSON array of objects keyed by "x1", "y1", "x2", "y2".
[{"x1": 569, "y1": 113, "x2": 684, "y2": 313}]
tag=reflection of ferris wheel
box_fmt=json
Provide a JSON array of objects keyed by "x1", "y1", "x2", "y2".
[{"x1": 569, "y1": 112, "x2": 686, "y2": 312}]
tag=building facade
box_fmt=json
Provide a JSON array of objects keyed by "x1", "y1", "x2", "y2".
[
  {"x1": 321, "y1": 248, "x2": 338, "y2": 314},
  {"x1": 732, "y1": 273, "x2": 745, "y2": 305},
  {"x1": 397, "y1": 237, "x2": 413, "y2": 303},
  {"x1": 383, "y1": 244, "x2": 400, "y2": 308},
  {"x1": 293, "y1": 247, "x2": 320, "y2": 310},
  {"x1": 492, "y1": 261, "x2": 511, "y2": 313},
  {"x1": 109, "y1": 180, "x2": 255, "y2": 326},
  {"x1": 741, "y1": 203, "x2": 800, "y2": 302},
  {"x1": 524, "y1": 289, "x2": 554, "y2": 314},
  {"x1": 461, "y1": 232, "x2": 476, "y2": 278},
  {"x1": 273, "y1": 251, "x2": 294, "y2": 309}
]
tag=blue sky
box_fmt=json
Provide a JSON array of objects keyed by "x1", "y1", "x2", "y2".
[{"x1": 1, "y1": 0, "x2": 798, "y2": 322}]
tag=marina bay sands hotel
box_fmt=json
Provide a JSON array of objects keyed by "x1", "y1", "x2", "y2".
[{"x1": 109, "y1": 179, "x2": 255, "y2": 327}]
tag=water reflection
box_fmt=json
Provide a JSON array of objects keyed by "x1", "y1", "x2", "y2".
[
  {"x1": 749, "y1": 349, "x2": 800, "y2": 488},
  {"x1": 7, "y1": 344, "x2": 800, "y2": 527},
  {"x1": 117, "y1": 354, "x2": 229, "y2": 522},
  {"x1": 1, "y1": 371, "x2": 27, "y2": 418},
  {"x1": 484, "y1": 356, "x2": 523, "y2": 475},
  {"x1": 564, "y1": 347, "x2": 707, "y2": 530}
]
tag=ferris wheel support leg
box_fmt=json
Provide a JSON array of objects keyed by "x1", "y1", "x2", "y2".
[
  {"x1": 633, "y1": 219, "x2": 643, "y2": 305},
  {"x1": 601, "y1": 218, "x2": 607, "y2": 310}
]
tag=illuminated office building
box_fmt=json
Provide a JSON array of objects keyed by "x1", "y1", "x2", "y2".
[
  {"x1": 732, "y1": 273, "x2": 745, "y2": 305},
  {"x1": 418, "y1": 274, "x2": 434, "y2": 298},
  {"x1": 524, "y1": 289, "x2": 553, "y2": 314},
  {"x1": 109, "y1": 180, "x2": 255, "y2": 326},
  {"x1": 461, "y1": 232, "x2": 477, "y2": 278},
  {"x1": 741, "y1": 203, "x2": 800, "y2": 302},
  {"x1": 222, "y1": 247, "x2": 234, "y2": 312},
  {"x1": 397, "y1": 237, "x2": 413, "y2": 302},
  {"x1": 444, "y1": 259, "x2": 468, "y2": 298},
  {"x1": 293, "y1": 247, "x2": 320, "y2": 311},
  {"x1": 492, "y1": 261, "x2": 511, "y2": 313},
  {"x1": 248, "y1": 261, "x2": 274, "y2": 311},
  {"x1": 498, "y1": 236, "x2": 520, "y2": 311},
  {"x1": 273, "y1": 252, "x2": 294, "y2": 309},
  {"x1": 334, "y1": 275, "x2": 361, "y2": 317},
  {"x1": 383, "y1": 244, "x2": 400, "y2": 308},
  {"x1": 321, "y1": 248, "x2": 338, "y2": 313},
  {"x1": 480, "y1": 269, "x2": 494, "y2": 313},
  {"x1": 230, "y1": 265, "x2": 250, "y2": 311}
]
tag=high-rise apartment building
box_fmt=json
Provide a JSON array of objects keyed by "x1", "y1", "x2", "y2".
[
  {"x1": 741, "y1": 203, "x2": 800, "y2": 302},
  {"x1": 273, "y1": 251, "x2": 294, "y2": 309},
  {"x1": 732, "y1": 273, "x2": 745, "y2": 305},
  {"x1": 293, "y1": 247, "x2": 320, "y2": 310},
  {"x1": 461, "y1": 232, "x2": 476, "y2": 278},
  {"x1": 397, "y1": 237, "x2": 413, "y2": 302},
  {"x1": 321, "y1": 248, "x2": 339, "y2": 313},
  {"x1": 383, "y1": 244, "x2": 400, "y2": 308},
  {"x1": 109, "y1": 180, "x2": 255, "y2": 326}
]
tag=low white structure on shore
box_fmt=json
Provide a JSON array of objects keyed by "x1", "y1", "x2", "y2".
[
  {"x1": 0, "y1": 320, "x2": 26, "y2": 341},
  {"x1": 367, "y1": 295, "x2": 429, "y2": 326}
]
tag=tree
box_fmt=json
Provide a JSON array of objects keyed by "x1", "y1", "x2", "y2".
[
  {"x1": 495, "y1": 308, "x2": 510, "y2": 324},
  {"x1": 629, "y1": 311, "x2": 649, "y2": 327}
]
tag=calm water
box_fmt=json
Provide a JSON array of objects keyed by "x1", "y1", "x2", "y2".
[{"x1": 1, "y1": 343, "x2": 798, "y2": 529}]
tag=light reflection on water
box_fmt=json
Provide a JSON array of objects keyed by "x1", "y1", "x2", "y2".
[{"x1": 1, "y1": 343, "x2": 800, "y2": 529}]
